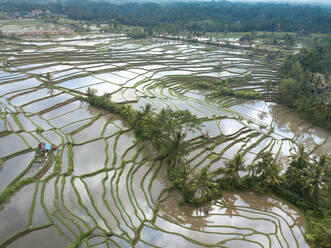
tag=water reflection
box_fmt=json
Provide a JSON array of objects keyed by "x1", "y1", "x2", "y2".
[{"x1": 158, "y1": 189, "x2": 308, "y2": 247}]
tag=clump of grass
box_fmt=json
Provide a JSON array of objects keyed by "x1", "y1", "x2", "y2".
[
  {"x1": 214, "y1": 79, "x2": 261, "y2": 99},
  {"x1": 192, "y1": 77, "x2": 261, "y2": 100},
  {"x1": 36, "y1": 127, "x2": 44, "y2": 133},
  {"x1": 234, "y1": 90, "x2": 261, "y2": 99},
  {"x1": 127, "y1": 31, "x2": 147, "y2": 39}
]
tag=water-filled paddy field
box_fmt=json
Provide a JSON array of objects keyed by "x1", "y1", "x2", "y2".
[{"x1": 0, "y1": 33, "x2": 330, "y2": 247}]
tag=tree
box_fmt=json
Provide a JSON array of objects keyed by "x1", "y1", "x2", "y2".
[
  {"x1": 46, "y1": 72, "x2": 51, "y2": 80},
  {"x1": 156, "y1": 107, "x2": 201, "y2": 158},
  {"x1": 188, "y1": 167, "x2": 219, "y2": 204},
  {"x1": 289, "y1": 145, "x2": 310, "y2": 170},
  {"x1": 303, "y1": 155, "x2": 327, "y2": 201},
  {"x1": 278, "y1": 78, "x2": 303, "y2": 106},
  {"x1": 223, "y1": 154, "x2": 245, "y2": 188},
  {"x1": 265, "y1": 80, "x2": 271, "y2": 98},
  {"x1": 165, "y1": 131, "x2": 188, "y2": 168},
  {"x1": 136, "y1": 103, "x2": 154, "y2": 124},
  {"x1": 255, "y1": 152, "x2": 283, "y2": 187},
  {"x1": 285, "y1": 146, "x2": 310, "y2": 195}
]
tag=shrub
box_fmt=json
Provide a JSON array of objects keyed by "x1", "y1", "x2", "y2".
[{"x1": 127, "y1": 31, "x2": 147, "y2": 39}]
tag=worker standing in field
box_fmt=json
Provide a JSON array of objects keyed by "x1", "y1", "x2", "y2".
[
  {"x1": 44, "y1": 143, "x2": 51, "y2": 158},
  {"x1": 37, "y1": 142, "x2": 57, "y2": 158}
]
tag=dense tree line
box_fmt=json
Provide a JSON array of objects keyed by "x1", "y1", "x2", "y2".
[
  {"x1": 218, "y1": 148, "x2": 331, "y2": 248},
  {"x1": 279, "y1": 43, "x2": 331, "y2": 130},
  {"x1": 1, "y1": 0, "x2": 331, "y2": 33}
]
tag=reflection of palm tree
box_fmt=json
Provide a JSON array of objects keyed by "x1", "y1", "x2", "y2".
[
  {"x1": 258, "y1": 101, "x2": 269, "y2": 121},
  {"x1": 47, "y1": 87, "x2": 54, "y2": 96},
  {"x1": 160, "y1": 196, "x2": 211, "y2": 232},
  {"x1": 258, "y1": 110, "x2": 267, "y2": 120},
  {"x1": 190, "y1": 201, "x2": 215, "y2": 230},
  {"x1": 189, "y1": 217, "x2": 210, "y2": 231},
  {"x1": 221, "y1": 194, "x2": 239, "y2": 218}
]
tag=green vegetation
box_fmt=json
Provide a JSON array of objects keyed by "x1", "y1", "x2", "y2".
[
  {"x1": 0, "y1": 177, "x2": 36, "y2": 205},
  {"x1": 0, "y1": 14, "x2": 329, "y2": 245},
  {"x1": 1, "y1": 1, "x2": 330, "y2": 34},
  {"x1": 215, "y1": 81, "x2": 261, "y2": 99},
  {"x1": 127, "y1": 31, "x2": 148, "y2": 39},
  {"x1": 194, "y1": 77, "x2": 261, "y2": 100},
  {"x1": 81, "y1": 92, "x2": 330, "y2": 248},
  {"x1": 81, "y1": 94, "x2": 201, "y2": 158},
  {"x1": 187, "y1": 168, "x2": 219, "y2": 204},
  {"x1": 279, "y1": 44, "x2": 331, "y2": 130},
  {"x1": 80, "y1": 94, "x2": 209, "y2": 203},
  {"x1": 218, "y1": 148, "x2": 331, "y2": 248}
]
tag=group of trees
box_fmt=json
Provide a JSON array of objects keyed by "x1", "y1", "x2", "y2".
[
  {"x1": 83, "y1": 92, "x2": 218, "y2": 203},
  {"x1": 217, "y1": 148, "x2": 328, "y2": 208},
  {"x1": 218, "y1": 148, "x2": 330, "y2": 247},
  {"x1": 83, "y1": 92, "x2": 328, "y2": 208},
  {"x1": 82, "y1": 90, "x2": 330, "y2": 247},
  {"x1": 279, "y1": 43, "x2": 331, "y2": 130},
  {"x1": 1, "y1": 1, "x2": 331, "y2": 34}
]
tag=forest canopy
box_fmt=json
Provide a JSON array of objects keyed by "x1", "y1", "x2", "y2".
[
  {"x1": 1, "y1": 1, "x2": 331, "y2": 33},
  {"x1": 279, "y1": 43, "x2": 331, "y2": 130}
]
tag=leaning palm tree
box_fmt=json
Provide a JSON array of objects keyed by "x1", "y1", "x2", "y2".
[{"x1": 224, "y1": 154, "x2": 245, "y2": 188}]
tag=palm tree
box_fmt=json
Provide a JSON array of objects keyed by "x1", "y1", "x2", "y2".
[
  {"x1": 140, "y1": 103, "x2": 153, "y2": 117},
  {"x1": 46, "y1": 72, "x2": 51, "y2": 80},
  {"x1": 261, "y1": 163, "x2": 282, "y2": 187},
  {"x1": 188, "y1": 168, "x2": 219, "y2": 204},
  {"x1": 166, "y1": 131, "x2": 188, "y2": 168},
  {"x1": 289, "y1": 145, "x2": 310, "y2": 170},
  {"x1": 134, "y1": 103, "x2": 154, "y2": 137},
  {"x1": 224, "y1": 154, "x2": 245, "y2": 188},
  {"x1": 265, "y1": 80, "x2": 271, "y2": 99},
  {"x1": 256, "y1": 152, "x2": 283, "y2": 187},
  {"x1": 303, "y1": 155, "x2": 327, "y2": 201}
]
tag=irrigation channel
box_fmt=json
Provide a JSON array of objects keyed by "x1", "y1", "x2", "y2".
[{"x1": 0, "y1": 33, "x2": 330, "y2": 248}]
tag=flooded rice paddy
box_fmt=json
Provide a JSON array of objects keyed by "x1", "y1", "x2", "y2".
[{"x1": 0, "y1": 33, "x2": 330, "y2": 247}]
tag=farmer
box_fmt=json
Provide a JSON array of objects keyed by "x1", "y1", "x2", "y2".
[{"x1": 44, "y1": 143, "x2": 51, "y2": 158}]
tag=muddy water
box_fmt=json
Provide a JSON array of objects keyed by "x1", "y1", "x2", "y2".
[{"x1": 0, "y1": 33, "x2": 327, "y2": 247}]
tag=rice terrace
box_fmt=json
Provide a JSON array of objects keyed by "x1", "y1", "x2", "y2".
[{"x1": 0, "y1": 1, "x2": 330, "y2": 248}]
